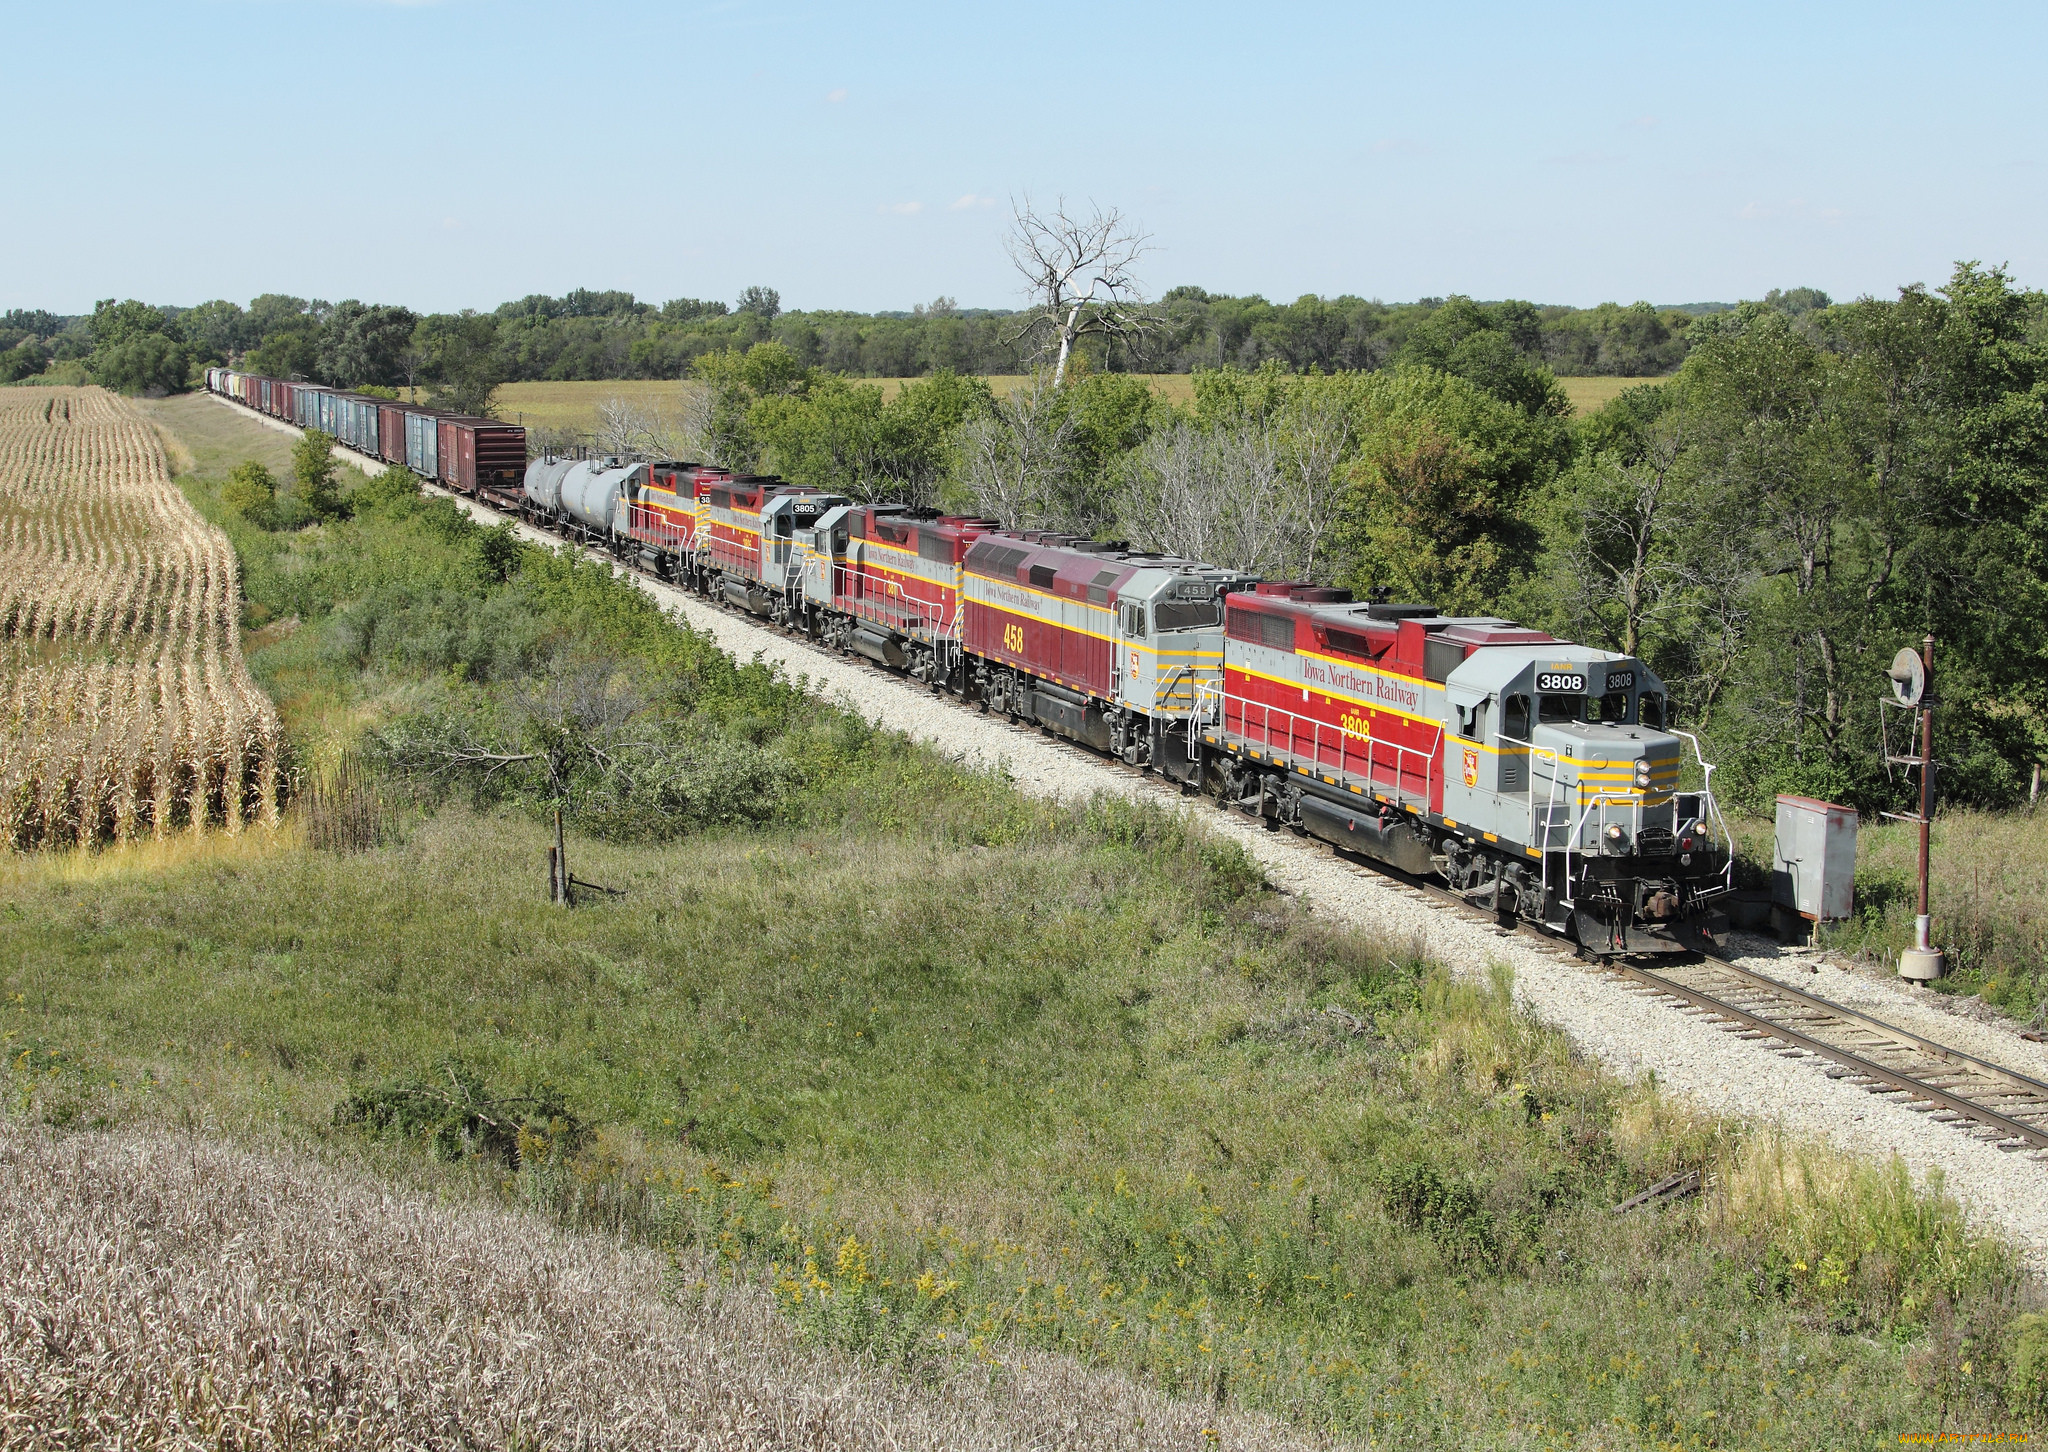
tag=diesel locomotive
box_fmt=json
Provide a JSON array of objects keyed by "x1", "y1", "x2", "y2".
[
  {"x1": 514, "y1": 451, "x2": 1736, "y2": 956},
  {"x1": 204, "y1": 368, "x2": 1735, "y2": 955}
]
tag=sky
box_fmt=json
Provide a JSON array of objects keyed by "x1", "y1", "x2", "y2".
[{"x1": 4, "y1": 0, "x2": 2045, "y2": 316}]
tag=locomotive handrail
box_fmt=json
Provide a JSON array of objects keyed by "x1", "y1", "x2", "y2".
[
  {"x1": 1557, "y1": 791, "x2": 1651, "y2": 912},
  {"x1": 1202, "y1": 687, "x2": 1440, "y2": 812},
  {"x1": 1667, "y1": 728, "x2": 1736, "y2": 893}
]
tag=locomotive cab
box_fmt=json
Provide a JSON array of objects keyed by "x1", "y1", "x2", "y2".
[{"x1": 1440, "y1": 647, "x2": 1730, "y2": 952}]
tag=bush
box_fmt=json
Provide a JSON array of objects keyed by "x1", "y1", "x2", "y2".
[
  {"x1": 219, "y1": 461, "x2": 278, "y2": 526},
  {"x1": 293, "y1": 429, "x2": 343, "y2": 519}
]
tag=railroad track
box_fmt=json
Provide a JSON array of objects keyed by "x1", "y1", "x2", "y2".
[
  {"x1": 1378, "y1": 872, "x2": 2048, "y2": 1159},
  {"x1": 384, "y1": 453, "x2": 2048, "y2": 1165}
]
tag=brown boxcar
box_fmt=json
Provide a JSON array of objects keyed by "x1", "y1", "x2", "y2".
[
  {"x1": 378, "y1": 402, "x2": 414, "y2": 465},
  {"x1": 435, "y1": 416, "x2": 527, "y2": 498}
]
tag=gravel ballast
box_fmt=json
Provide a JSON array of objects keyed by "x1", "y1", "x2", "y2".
[{"x1": 199, "y1": 397, "x2": 2048, "y2": 1272}]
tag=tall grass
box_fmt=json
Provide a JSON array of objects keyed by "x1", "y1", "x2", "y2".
[
  {"x1": 1821, "y1": 808, "x2": 2048, "y2": 1025},
  {"x1": 2, "y1": 787, "x2": 2035, "y2": 1446}
]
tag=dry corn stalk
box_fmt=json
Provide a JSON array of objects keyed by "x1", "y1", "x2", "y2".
[{"x1": 0, "y1": 386, "x2": 283, "y2": 849}]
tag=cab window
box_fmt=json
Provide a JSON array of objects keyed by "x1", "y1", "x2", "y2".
[
  {"x1": 1640, "y1": 693, "x2": 1667, "y2": 728},
  {"x1": 1598, "y1": 691, "x2": 1633, "y2": 723},
  {"x1": 1538, "y1": 694, "x2": 1581, "y2": 724},
  {"x1": 1503, "y1": 693, "x2": 1531, "y2": 740}
]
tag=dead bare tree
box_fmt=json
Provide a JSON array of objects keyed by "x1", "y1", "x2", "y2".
[
  {"x1": 1003, "y1": 197, "x2": 1161, "y2": 388},
  {"x1": 959, "y1": 373, "x2": 1080, "y2": 529},
  {"x1": 596, "y1": 392, "x2": 711, "y2": 462},
  {"x1": 1274, "y1": 391, "x2": 1354, "y2": 581},
  {"x1": 1116, "y1": 416, "x2": 1291, "y2": 576}
]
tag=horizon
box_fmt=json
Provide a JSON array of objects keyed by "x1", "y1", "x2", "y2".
[{"x1": 3, "y1": 1, "x2": 2042, "y2": 315}]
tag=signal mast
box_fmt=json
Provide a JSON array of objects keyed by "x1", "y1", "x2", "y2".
[{"x1": 1885, "y1": 637, "x2": 1943, "y2": 981}]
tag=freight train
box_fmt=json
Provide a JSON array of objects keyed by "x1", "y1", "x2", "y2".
[{"x1": 206, "y1": 368, "x2": 1735, "y2": 954}]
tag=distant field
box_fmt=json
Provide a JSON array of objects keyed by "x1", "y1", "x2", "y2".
[
  {"x1": 494, "y1": 380, "x2": 704, "y2": 434},
  {"x1": 1556, "y1": 374, "x2": 1669, "y2": 412},
  {"x1": 495, "y1": 372, "x2": 1662, "y2": 436}
]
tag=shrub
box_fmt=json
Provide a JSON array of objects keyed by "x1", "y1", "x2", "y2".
[
  {"x1": 218, "y1": 460, "x2": 277, "y2": 526},
  {"x1": 2008, "y1": 1313, "x2": 2048, "y2": 1418},
  {"x1": 334, "y1": 1056, "x2": 583, "y2": 1167},
  {"x1": 293, "y1": 429, "x2": 343, "y2": 519}
]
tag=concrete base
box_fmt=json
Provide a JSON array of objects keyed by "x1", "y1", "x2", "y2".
[{"x1": 1899, "y1": 945, "x2": 1947, "y2": 982}]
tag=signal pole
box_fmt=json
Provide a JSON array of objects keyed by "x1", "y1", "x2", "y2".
[{"x1": 1895, "y1": 634, "x2": 1944, "y2": 981}]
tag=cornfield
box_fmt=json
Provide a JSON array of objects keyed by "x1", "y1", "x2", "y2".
[{"x1": 0, "y1": 387, "x2": 282, "y2": 849}]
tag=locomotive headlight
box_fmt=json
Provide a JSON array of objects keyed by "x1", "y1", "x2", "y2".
[
  {"x1": 1632, "y1": 761, "x2": 1653, "y2": 789},
  {"x1": 1603, "y1": 823, "x2": 1630, "y2": 855}
]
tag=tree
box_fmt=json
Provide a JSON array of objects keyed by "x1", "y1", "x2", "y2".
[
  {"x1": 436, "y1": 661, "x2": 653, "y2": 905},
  {"x1": 319, "y1": 301, "x2": 421, "y2": 388},
  {"x1": 293, "y1": 430, "x2": 342, "y2": 520},
  {"x1": 595, "y1": 391, "x2": 709, "y2": 462},
  {"x1": 416, "y1": 312, "x2": 504, "y2": 417},
  {"x1": 1116, "y1": 415, "x2": 1287, "y2": 573},
  {"x1": 177, "y1": 299, "x2": 249, "y2": 365},
  {"x1": 736, "y1": 286, "x2": 781, "y2": 322},
  {"x1": 246, "y1": 328, "x2": 320, "y2": 380},
  {"x1": 958, "y1": 372, "x2": 1081, "y2": 528},
  {"x1": 0, "y1": 340, "x2": 46, "y2": 383},
  {"x1": 1003, "y1": 197, "x2": 1160, "y2": 388},
  {"x1": 88, "y1": 298, "x2": 170, "y2": 350},
  {"x1": 85, "y1": 298, "x2": 188, "y2": 393},
  {"x1": 91, "y1": 333, "x2": 188, "y2": 394},
  {"x1": 1334, "y1": 368, "x2": 1556, "y2": 614}
]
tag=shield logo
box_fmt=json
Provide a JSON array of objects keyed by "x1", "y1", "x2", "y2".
[{"x1": 1462, "y1": 748, "x2": 1479, "y2": 787}]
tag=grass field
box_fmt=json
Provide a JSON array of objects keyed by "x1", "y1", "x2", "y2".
[
  {"x1": 496, "y1": 372, "x2": 1655, "y2": 441},
  {"x1": 1555, "y1": 374, "x2": 1670, "y2": 412}
]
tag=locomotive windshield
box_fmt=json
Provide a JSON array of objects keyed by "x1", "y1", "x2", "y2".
[
  {"x1": 1153, "y1": 599, "x2": 1222, "y2": 631},
  {"x1": 1539, "y1": 692, "x2": 1637, "y2": 725}
]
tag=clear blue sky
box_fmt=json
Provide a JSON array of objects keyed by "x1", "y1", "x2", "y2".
[{"x1": 5, "y1": 0, "x2": 2043, "y2": 316}]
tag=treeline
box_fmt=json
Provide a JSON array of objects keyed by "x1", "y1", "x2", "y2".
[
  {"x1": 2, "y1": 283, "x2": 1781, "y2": 400},
  {"x1": 655, "y1": 266, "x2": 2041, "y2": 816}
]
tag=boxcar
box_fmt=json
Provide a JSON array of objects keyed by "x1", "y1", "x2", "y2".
[
  {"x1": 377, "y1": 402, "x2": 412, "y2": 466},
  {"x1": 435, "y1": 416, "x2": 526, "y2": 498},
  {"x1": 405, "y1": 411, "x2": 438, "y2": 477}
]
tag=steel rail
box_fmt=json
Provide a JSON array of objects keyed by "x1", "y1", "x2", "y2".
[
  {"x1": 1595, "y1": 958, "x2": 2048, "y2": 1152},
  {"x1": 1678, "y1": 955, "x2": 2048, "y2": 1107},
  {"x1": 318, "y1": 424, "x2": 2048, "y2": 1159}
]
